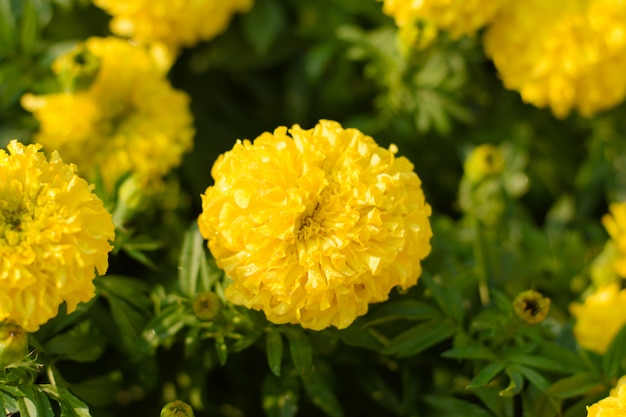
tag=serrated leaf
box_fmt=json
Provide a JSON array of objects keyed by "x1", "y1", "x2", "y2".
[
  {"x1": 0, "y1": 389, "x2": 18, "y2": 414},
  {"x1": 17, "y1": 386, "x2": 54, "y2": 417},
  {"x1": 467, "y1": 362, "x2": 506, "y2": 389},
  {"x1": 515, "y1": 364, "x2": 549, "y2": 392},
  {"x1": 382, "y1": 319, "x2": 456, "y2": 357},
  {"x1": 545, "y1": 373, "x2": 603, "y2": 399},
  {"x1": 282, "y1": 328, "x2": 313, "y2": 376},
  {"x1": 242, "y1": 0, "x2": 285, "y2": 56},
  {"x1": 266, "y1": 330, "x2": 283, "y2": 376},
  {"x1": 262, "y1": 372, "x2": 299, "y2": 417},
  {"x1": 603, "y1": 323, "x2": 626, "y2": 378}
]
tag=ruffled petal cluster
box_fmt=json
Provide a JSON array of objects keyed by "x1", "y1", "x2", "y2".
[
  {"x1": 93, "y1": 0, "x2": 254, "y2": 53},
  {"x1": 484, "y1": 0, "x2": 626, "y2": 118},
  {"x1": 603, "y1": 202, "x2": 626, "y2": 278},
  {"x1": 587, "y1": 377, "x2": 626, "y2": 417},
  {"x1": 22, "y1": 37, "x2": 194, "y2": 190},
  {"x1": 381, "y1": 0, "x2": 505, "y2": 38},
  {"x1": 570, "y1": 283, "x2": 626, "y2": 354},
  {"x1": 0, "y1": 140, "x2": 115, "y2": 332},
  {"x1": 198, "y1": 120, "x2": 433, "y2": 330}
]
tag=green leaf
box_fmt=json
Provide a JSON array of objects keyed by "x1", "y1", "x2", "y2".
[
  {"x1": 19, "y1": 0, "x2": 38, "y2": 55},
  {"x1": 443, "y1": 333, "x2": 497, "y2": 361},
  {"x1": 17, "y1": 386, "x2": 54, "y2": 417},
  {"x1": 545, "y1": 372, "x2": 604, "y2": 399},
  {"x1": 507, "y1": 353, "x2": 573, "y2": 374},
  {"x1": 515, "y1": 364, "x2": 549, "y2": 392},
  {"x1": 282, "y1": 328, "x2": 313, "y2": 376},
  {"x1": 421, "y1": 273, "x2": 464, "y2": 323},
  {"x1": 364, "y1": 300, "x2": 442, "y2": 326},
  {"x1": 43, "y1": 321, "x2": 105, "y2": 363},
  {"x1": 357, "y1": 370, "x2": 402, "y2": 414},
  {"x1": 262, "y1": 372, "x2": 300, "y2": 417},
  {"x1": 0, "y1": 0, "x2": 16, "y2": 57},
  {"x1": 467, "y1": 362, "x2": 505, "y2": 389},
  {"x1": 266, "y1": 330, "x2": 284, "y2": 376},
  {"x1": 421, "y1": 395, "x2": 495, "y2": 417},
  {"x1": 382, "y1": 319, "x2": 456, "y2": 357},
  {"x1": 38, "y1": 385, "x2": 91, "y2": 417},
  {"x1": 301, "y1": 370, "x2": 343, "y2": 417},
  {"x1": 68, "y1": 371, "x2": 123, "y2": 407},
  {"x1": 178, "y1": 224, "x2": 207, "y2": 297},
  {"x1": 603, "y1": 323, "x2": 626, "y2": 378},
  {"x1": 0, "y1": 389, "x2": 18, "y2": 414},
  {"x1": 499, "y1": 366, "x2": 524, "y2": 397},
  {"x1": 242, "y1": 0, "x2": 285, "y2": 56},
  {"x1": 142, "y1": 304, "x2": 194, "y2": 353}
]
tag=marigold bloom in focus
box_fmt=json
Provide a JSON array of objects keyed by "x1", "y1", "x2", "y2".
[
  {"x1": 381, "y1": 0, "x2": 504, "y2": 38},
  {"x1": 603, "y1": 202, "x2": 626, "y2": 278},
  {"x1": 21, "y1": 37, "x2": 194, "y2": 190},
  {"x1": 570, "y1": 283, "x2": 626, "y2": 354},
  {"x1": 198, "y1": 120, "x2": 433, "y2": 330},
  {"x1": 484, "y1": 0, "x2": 626, "y2": 118},
  {"x1": 93, "y1": 0, "x2": 254, "y2": 53},
  {"x1": 0, "y1": 141, "x2": 114, "y2": 332},
  {"x1": 587, "y1": 376, "x2": 626, "y2": 416}
]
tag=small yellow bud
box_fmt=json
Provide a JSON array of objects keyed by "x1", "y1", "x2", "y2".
[
  {"x1": 0, "y1": 323, "x2": 28, "y2": 369},
  {"x1": 53, "y1": 45, "x2": 101, "y2": 92},
  {"x1": 192, "y1": 292, "x2": 221, "y2": 321},
  {"x1": 463, "y1": 144, "x2": 505, "y2": 184},
  {"x1": 160, "y1": 400, "x2": 195, "y2": 417},
  {"x1": 513, "y1": 290, "x2": 550, "y2": 324}
]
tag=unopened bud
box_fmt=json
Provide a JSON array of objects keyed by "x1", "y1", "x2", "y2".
[
  {"x1": 160, "y1": 400, "x2": 195, "y2": 417},
  {"x1": 513, "y1": 290, "x2": 550, "y2": 324},
  {"x1": 0, "y1": 323, "x2": 28, "y2": 369},
  {"x1": 464, "y1": 144, "x2": 505, "y2": 184},
  {"x1": 192, "y1": 292, "x2": 221, "y2": 321}
]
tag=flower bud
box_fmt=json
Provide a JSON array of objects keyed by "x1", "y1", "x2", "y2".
[
  {"x1": 513, "y1": 290, "x2": 550, "y2": 324},
  {"x1": 160, "y1": 400, "x2": 195, "y2": 417},
  {"x1": 0, "y1": 323, "x2": 28, "y2": 369},
  {"x1": 192, "y1": 292, "x2": 221, "y2": 321},
  {"x1": 463, "y1": 144, "x2": 505, "y2": 184}
]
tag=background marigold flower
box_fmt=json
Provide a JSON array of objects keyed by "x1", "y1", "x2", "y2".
[
  {"x1": 198, "y1": 120, "x2": 433, "y2": 330},
  {"x1": 484, "y1": 0, "x2": 626, "y2": 118},
  {"x1": 381, "y1": 0, "x2": 504, "y2": 39},
  {"x1": 602, "y1": 202, "x2": 626, "y2": 278},
  {"x1": 0, "y1": 140, "x2": 115, "y2": 332},
  {"x1": 21, "y1": 37, "x2": 194, "y2": 190},
  {"x1": 92, "y1": 0, "x2": 254, "y2": 53},
  {"x1": 586, "y1": 377, "x2": 626, "y2": 416},
  {"x1": 570, "y1": 283, "x2": 626, "y2": 354}
]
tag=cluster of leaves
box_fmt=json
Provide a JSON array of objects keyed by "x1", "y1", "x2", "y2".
[{"x1": 2, "y1": 0, "x2": 626, "y2": 416}]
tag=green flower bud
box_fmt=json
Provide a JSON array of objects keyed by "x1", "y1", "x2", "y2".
[
  {"x1": 192, "y1": 292, "x2": 221, "y2": 321},
  {"x1": 160, "y1": 400, "x2": 195, "y2": 417},
  {"x1": 0, "y1": 323, "x2": 28, "y2": 369},
  {"x1": 513, "y1": 290, "x2": 550, "y2": 324},
  {"x1": 54, "y1": 45, "x2": 101, "y2": 92}
]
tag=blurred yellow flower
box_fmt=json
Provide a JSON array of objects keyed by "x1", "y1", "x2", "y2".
[
  {"x1": 484, "y1": 0, "x2": 626, "y2": 118},
  {"x1": 198, "y1": 120, "x2": 433, "y2": 330},
  {"x1": 463, "y1": 144, "x2": 505, "y2": 184},
  {"x1": 93, "y1": 0, "x2": 254, "y2": 53},
  {"x1": 570, "y1": 283, "x2": 626, "y2": 354},
  {"x1": 381, "y1": 0, "x2": 504, "y2": 38},
  {"x1": 603, "y1": 202, "x2": 626, "y2": 278},
  {"x1": 22, "y1": 37, "x2": 194, "y2": 190},
  {"x1": 587, "y1": 376, "x2": 626, "y2": 416},
  {"x1": 0, "y1": 140, "x2": 114, "y2": 332}
]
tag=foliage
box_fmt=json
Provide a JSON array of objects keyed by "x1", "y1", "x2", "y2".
[{"x1": 1, "y1": 1, "x2": 626, "y2": 416}]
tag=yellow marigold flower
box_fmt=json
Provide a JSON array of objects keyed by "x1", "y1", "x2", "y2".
[
  {"x1": 0, "y1": 140, "x2": 114, "y2": 332},
  {"x1": 198, "y1": 120, "x2": 433, "y2": 330},
  {"x1": 603, "y1": 202, "x2": 626, "y2": 278},
  {"x1": 93, "y1": 0, "x2": 254, "y2": 53},
  {"x1": 587, "y1": 377, "x2": 626, "y2": 416},
  {"x1": 463, "y1": 144, "x2": 505, "y2": 184},
  {"x1": 381, "y1": 0, "x2": 504, "y2": 38},
  {"x1": 21, "y1": 37, "x2": 194, "y2": 190},
  {"x1": 484, "y1": 0, "x2": 626, "y2": 118},
  {"x1": 570, "y1": 283, "x2": 626, "y2": 354}
]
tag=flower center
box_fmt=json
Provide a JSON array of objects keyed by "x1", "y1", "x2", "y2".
[
  {"x1": 0, "y1": 202, "x2": 34, "y2": 246},
  {"x1": 297, "y1": 201, "x2": 323, "y2": 241}
]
